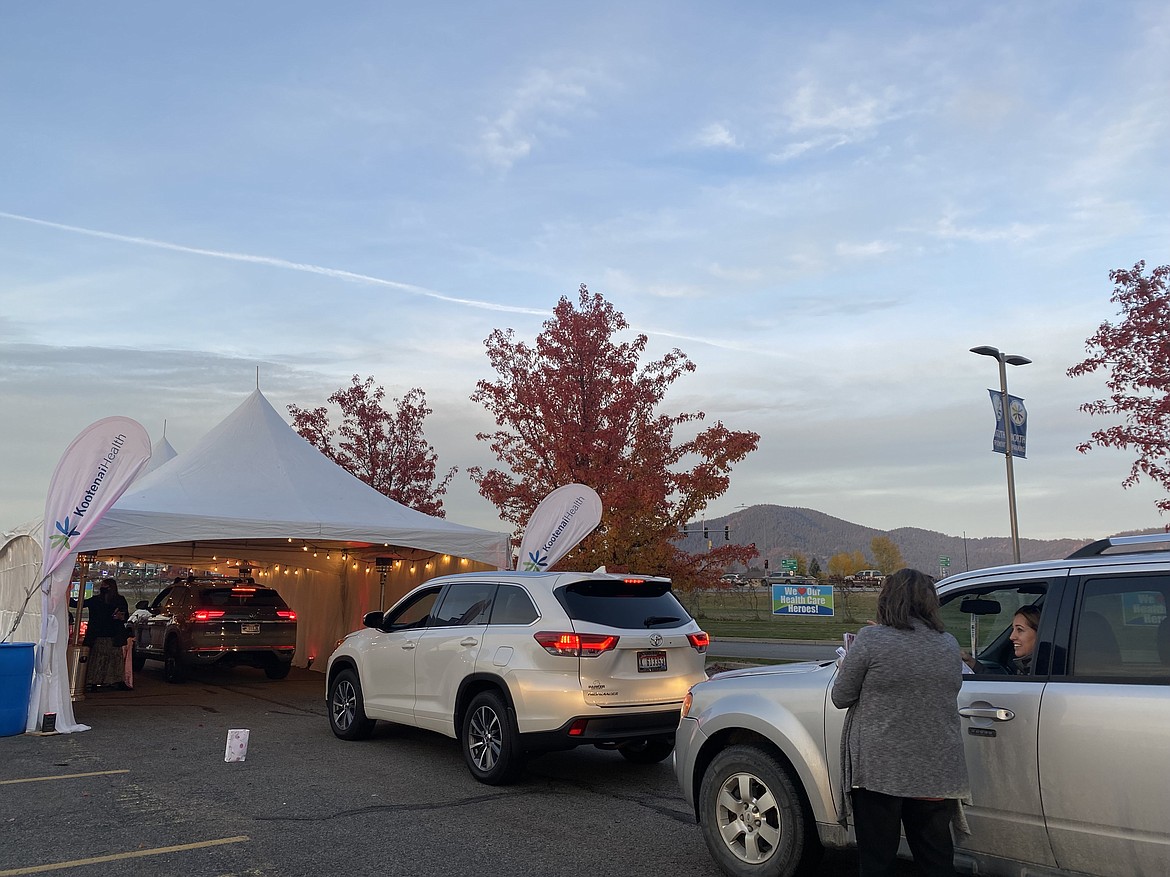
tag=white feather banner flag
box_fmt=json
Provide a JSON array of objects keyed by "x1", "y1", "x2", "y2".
[
  {"x1": 26, "y1": 417, "x2": 151, "y2": 733},
  {"x1": 516, "y1": 484, "x2": 602, "y2": 571}
]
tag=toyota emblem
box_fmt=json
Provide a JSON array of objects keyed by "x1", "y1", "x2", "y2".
[{"x1": 649, "y1": 633, "x2": 662, "y2": 647}]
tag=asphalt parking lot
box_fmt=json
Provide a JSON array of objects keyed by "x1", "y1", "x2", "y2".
[{"x1": 1, "y1": 662, "x2": 889, "y2": 877}]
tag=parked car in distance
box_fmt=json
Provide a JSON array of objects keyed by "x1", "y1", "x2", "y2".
[
  {"x1": 132, "y1": 579, "x2": 297, "y2": 683},
  {"x1": 763, "y1": 573, "x2": 818, "y2": 586},
  {"x1": 676, "y1": 533, "x2": 1170, "y2": 877},
  {"x1": 847, "y1": 569, "x2": 884, "y2": 584},
  {"x1": 719, "y1": 573, "x2": 748, "y2": 586},
  {"x1": 326, "y1": 570, "x2": 710, "y2": 784}
]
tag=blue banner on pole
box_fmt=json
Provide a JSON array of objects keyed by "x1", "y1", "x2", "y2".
[{"x1": 988, "y1": 390, "x2": 1027, "y2": 458}]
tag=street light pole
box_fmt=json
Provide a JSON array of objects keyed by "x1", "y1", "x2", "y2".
[{"x1": 971, "y1": 345, "x2": 1031, "y2": 564}]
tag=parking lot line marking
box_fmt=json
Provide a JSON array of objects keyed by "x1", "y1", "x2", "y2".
[
  {"x1": 0, "y1": 770, "x2": 130, "y2": 786},
  {"x1": 0, "y1": 836, "x2": 250, "y2": 876}
]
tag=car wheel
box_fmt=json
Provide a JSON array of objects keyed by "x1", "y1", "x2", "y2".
[
  {"x1": 328, "y1": 669, "x2": 375, "y2": 740},
  {"x1": 264, "y1": 656, "x2": 291, "y2": 679},
  {"x1": 461, "y1": 690, "x2": 523, "y2": 785},
  {"x1": 163, "y1": 639, "x2": 186, "y2": 684},
  {"x1": 698, "y1": 744, "x2": 821, "y2": 877},
  {"x1": 618, "y1": 736, "x2": 675, "y2": 764},
  {"x1": 131, "y1": 649, "x2": 146, "y2": 672}
]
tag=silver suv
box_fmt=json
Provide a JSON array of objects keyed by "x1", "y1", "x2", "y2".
[
  {"x1": 325, "y1": 570, "x2": 709, "y2": 784},
  {"x1": 675, "y1": 533, "x2": 1170, "y2": 877}
]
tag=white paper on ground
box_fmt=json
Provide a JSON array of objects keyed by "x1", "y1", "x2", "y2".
[{"x1": 225, "y1": 728, "x2": 250, "y2": 762}]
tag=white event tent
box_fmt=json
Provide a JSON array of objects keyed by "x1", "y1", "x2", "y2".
[{"x1": 13, "y1": 389, "x2": 509, "y2": 668}]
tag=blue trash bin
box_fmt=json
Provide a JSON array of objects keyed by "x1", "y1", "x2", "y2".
[{"x1": 0, "y1": 642, "x2": 35, "y2": 736}]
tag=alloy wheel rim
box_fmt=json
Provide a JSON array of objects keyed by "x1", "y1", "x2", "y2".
[
  {"x1": 468, "y1": 705, "x2": 501, "y2": 770},
  {"x1": 332, "y1": 681, "x2": 356, "y2": 730},
  {"x1": 715, "y1": 771, "x2": 782, "y2": 864}
]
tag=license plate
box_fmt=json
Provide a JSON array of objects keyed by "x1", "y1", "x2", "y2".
[
  {"x1": 637, "y1": 650, "x2": 667, "y2": 672},
  {"x1": 240, "y1": 623, "x2": 260, "y2": 634}
]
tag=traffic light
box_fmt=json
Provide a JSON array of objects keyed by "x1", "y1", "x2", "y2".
[
  {"x1": 724, "y1": 525, "x2": 730, "y2": 541},
  {"x1": 703, "y1": 526, "x2": 709, "y2": 540},
  {"x1": 764, "y1": 558, "x2": 769, "y2": 570}
]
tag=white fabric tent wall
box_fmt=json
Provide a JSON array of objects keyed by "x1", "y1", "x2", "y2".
[{"x1": 0, "y1": 525, "x2": 43, "y2": 645}]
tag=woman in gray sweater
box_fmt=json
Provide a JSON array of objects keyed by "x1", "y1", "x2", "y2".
[{"x1": 831, "y1": 568, "x2": 970, "y2": 877}]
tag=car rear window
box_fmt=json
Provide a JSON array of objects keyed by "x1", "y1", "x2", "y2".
[
  {"x1": 200, "y1": 587, "x2": 288, "y2": 608},
  {"x1": 557, "y1": 579, "x2": 691, "y2": 629}
]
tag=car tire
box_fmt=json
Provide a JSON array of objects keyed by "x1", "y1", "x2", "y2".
[
  {"x1": 617, "y1": 735, "x2": 675, "y2": 764},
  {"x1": 461, "y1": 690, "x2": 524, "y2": 785},
  {"x1": 163, "y1": 638, "x2": 186, "y2": 684},
  {"x1": 698, "y1": 744, "x2": 821, "y2": 877},
  {"x1": 264, "y1": 656, "x2": 291, "y2": 679},
  {"x1": 328, "y1": 669, "x2": 375, "y2": 740}
]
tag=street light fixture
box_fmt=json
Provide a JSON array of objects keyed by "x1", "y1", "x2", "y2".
[{"x1": 971, "y1": 345, "x2": 1031, "y2": 563}]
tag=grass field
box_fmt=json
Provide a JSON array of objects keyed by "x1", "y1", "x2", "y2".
[{"x1": 677, "y1": 586, "x2": 880, "y2": 641}]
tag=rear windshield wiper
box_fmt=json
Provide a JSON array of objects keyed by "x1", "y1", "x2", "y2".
[{"x1": 643, "y1": 615, "x2": 681, "y2": 627}]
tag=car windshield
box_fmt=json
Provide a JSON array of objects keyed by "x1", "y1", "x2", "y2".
[{"x1": 557, "y1": 579, "x2": 692, "y2": 629}]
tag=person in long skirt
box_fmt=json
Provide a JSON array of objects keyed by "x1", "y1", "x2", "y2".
[{"x1": 83, "y1": 578, "x2": 130, "y2": 690}]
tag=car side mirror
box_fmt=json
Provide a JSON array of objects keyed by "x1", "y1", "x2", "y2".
[
  {"x1": 363, "y1": 610, "x2": 386, "y2": 629},
  {"x1": 960, "y1": 597, "x2": 1002, "y2": 616}
]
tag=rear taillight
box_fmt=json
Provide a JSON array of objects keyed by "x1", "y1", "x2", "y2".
[
  {"x1": 534, "y1": 631, "x2": 619, "y2": 657},
  {"x1": 687, "y1": 632, "x2": 709, "y2": 653},
  {"x1": 191, "y1": 610, "x2": 225, "y2": 622},
  {"x1": 681, "y1": 690, "x2": 693, "y2": 719},
  {"x1": 277, "y1": 610, "x2": 296, "y2": 621}
]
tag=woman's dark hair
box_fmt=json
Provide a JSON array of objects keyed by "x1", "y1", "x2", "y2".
[
  {"x1": 876, "y1": 568, "x2": 944, "y2": 632},
  {"x1": 1015, "y1": 605, "x2": 1041, "y2": 631},
  {"x1": 101, "y1": 578, "x2": 119, "y2": 599}
]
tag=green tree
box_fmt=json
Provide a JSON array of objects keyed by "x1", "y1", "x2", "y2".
[
  {"x1": 289, "y1": 375, "x2": 455, "y2": 517},
  {"x1": 470, "y1": 285, "x2": 760, "y2": 586},
  {"x1": 1068, "y1": 262, "x2": 1170, "y2": 514},
  {"x1": 870, "y1": 536, "x2": 905, "y2": 574},
  {"x1": 808, "y1": 557, "x2": 822, "y2": 579}
]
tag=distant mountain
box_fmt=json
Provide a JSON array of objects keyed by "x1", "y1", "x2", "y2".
[{"x1": 680, "y1": 504, "x2": 1096, "y2": 576}]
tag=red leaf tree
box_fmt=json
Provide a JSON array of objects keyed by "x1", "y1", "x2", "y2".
[
  {"x1": 1067, "y1": 261, "x2": 1170, "y2": 515},
  {"x1": 289, "y1": 375, "x2": 454, "y2": 517},
  {"x1": 470, "y1": 285, "x2": 760, "y2": 587}
]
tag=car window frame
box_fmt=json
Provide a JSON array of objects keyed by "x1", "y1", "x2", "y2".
[
  {"x1": 1056, "y1": 569, "x2": 1170, "y2": 685},
  {"x1": 382, "y1": 586, "x2": 442, "y2": 632},
  {"x1": 428, "y1": 582, "x2": 498, "y2": 628},
  {"x1": 488, "y1": 584, "x2": 540, "y2": 626},
  {"x1": 937, "y1": 571, "x2": 1058, "y2": 680}
]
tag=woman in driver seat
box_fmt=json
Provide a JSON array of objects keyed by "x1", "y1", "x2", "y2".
[
  {"x1": 1007, "y1": 605, "x2": 1040, "y2": 674},
  {"x1": 963, "y1": 605, "x2": 1040, "y2": 674}
]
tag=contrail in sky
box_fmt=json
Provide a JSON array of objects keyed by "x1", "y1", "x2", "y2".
[{"x1": 0, "y1": 210, "x2": 547, "y2": 317}]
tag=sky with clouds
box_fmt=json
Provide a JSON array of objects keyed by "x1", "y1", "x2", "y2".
[{"x1": 2, "y1": 1, "x2": 1168, "y2": 544}]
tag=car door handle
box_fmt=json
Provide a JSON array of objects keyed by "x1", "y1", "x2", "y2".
[
  {"x1": 401, "y1": 641, "x2": 416, "y2": 650},
  {"x1": 460, "y1": 637, "x2": 479, "y2": 647},
  {"x1": 958, "y1": 706, "x2": 1015, "y2": 721}
]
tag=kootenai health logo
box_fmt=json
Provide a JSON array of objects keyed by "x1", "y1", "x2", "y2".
[{"x1": 49, "y1": 517, "x2": 81, "y2": 551}]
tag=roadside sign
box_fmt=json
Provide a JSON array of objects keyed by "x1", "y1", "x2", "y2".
[
  {"x1": 939, "y1": 556, "x2": 950, "y2": 567},
  {"x1": 772, "y1": 583, "x2": 834, "y2": 617},
  {"x1": 781, "y1": 558, "x2": 798, "y2": 572}
]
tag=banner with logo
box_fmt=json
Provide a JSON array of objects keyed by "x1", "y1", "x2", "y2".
[
  {"x1": 27, "y1": 417, "x2": 150, "y2": 733},
  {"x1": 516, "y1": 484, "x2": 602, "y2": 571},
  {"x1": 988, "y1": 390, "x2": 1027, "y2": 459}
]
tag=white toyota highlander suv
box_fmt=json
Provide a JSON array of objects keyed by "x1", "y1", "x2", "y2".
[{"x1": 326, "y1": 570, "x2": 709, "y2": 784}]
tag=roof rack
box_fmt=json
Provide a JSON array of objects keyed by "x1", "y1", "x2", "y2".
[{"x1": 1065, "y1": 532, "x2": 1170, "y2": 559}]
